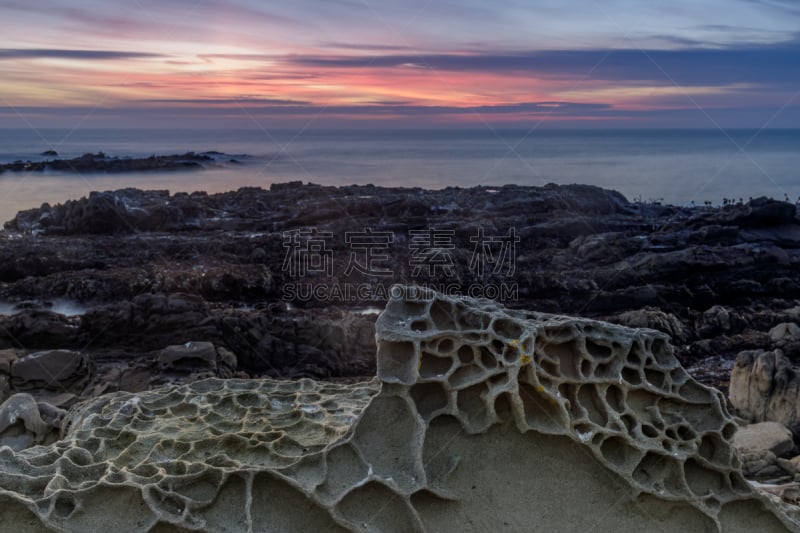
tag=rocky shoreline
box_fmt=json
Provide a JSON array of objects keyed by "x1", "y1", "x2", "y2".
[
  {"x1": 1, "y1": 182, "x2": 799, "y2": 404},
  {"x1": 0, "y1": 151, "x2": 226, "y2": 174}
]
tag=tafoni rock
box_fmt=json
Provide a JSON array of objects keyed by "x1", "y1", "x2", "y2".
[{"x1": 0, "y1": 286, "x2": 797, "y2": 531}]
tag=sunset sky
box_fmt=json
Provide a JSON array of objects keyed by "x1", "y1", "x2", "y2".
[{"x1": 1, "y1": 0, "x2": 799, "y2": 128}]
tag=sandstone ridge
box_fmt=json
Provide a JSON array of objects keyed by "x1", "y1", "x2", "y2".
[{"x1": 0, "y1": 286, "x2": 796, "y2": 532}]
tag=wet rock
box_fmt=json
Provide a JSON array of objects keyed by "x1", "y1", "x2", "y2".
[
  {"x1": 10, "y1": 349, "x2": 90, "y2": 391},
  {"x1": 0, "y1": 393, "x2": 64, "y2": 450},
  {"x1": 2, "y1": 183, "x2": 800, "y2": 398},
  {"x1": 158, "y1": 341, "x2": 218, "y2": 372}
]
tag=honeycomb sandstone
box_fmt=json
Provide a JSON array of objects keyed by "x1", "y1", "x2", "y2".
[{"x1": 0, "y1": 285, "x2": 796, "y2": 532}]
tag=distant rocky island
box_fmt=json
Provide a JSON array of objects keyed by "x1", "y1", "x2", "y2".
[{"x1": 0, "y1": 151, "x2": 223, "y2": 174}]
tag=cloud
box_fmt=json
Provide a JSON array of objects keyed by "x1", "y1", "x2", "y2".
[
  {"x1": 740, "y1": 0, "x2": 800, "y2": 15},
  {"x1": 5, "y1": 101, "x2": 610, "y2": 117},
  {"x1": 0, "y1": 49, "x2": 162, "y2": 60},
  {"x1": 284, "y1": 40, "x2": 800, "y2": 86},
  {"x1": 320, "y1": 42, "x2": 415, "y2": 52},
  {"x1": 140, "y1": 97, "x2": 312, "y2": 106}
]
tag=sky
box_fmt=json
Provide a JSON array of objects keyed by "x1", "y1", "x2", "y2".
[{"x1": 0, "y1": 0, "x2": 799, "y2": 128}]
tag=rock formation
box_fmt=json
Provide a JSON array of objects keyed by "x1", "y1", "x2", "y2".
[
  {"x1": 3, "y1": 183, "x2": 800, "y2": 395},
  {"x1": 730, "y1": 349, "x2": 800, "y2": 433},
  {"x1": 0, "y1": 152, "x2": 216, "y2": 175},
  {"x1": 0, "y1": 286, "x2": 796, "y2": 531}
]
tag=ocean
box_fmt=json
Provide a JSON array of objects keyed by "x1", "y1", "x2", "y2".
[{"x1": 0, "y1": 128, "x2": 798, "y2": 224}]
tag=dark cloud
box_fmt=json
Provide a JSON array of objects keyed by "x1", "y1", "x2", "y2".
[
  {"x1": 285, "y1": 40, "x2": 800, "y2": 86},
  {"x1": 6, "y1": 101, "x2": 610, "y2": 117},
  {"x1": 6, "y1": 103, "x2": 799, "y2": 129},
  {"x1": 320, "y1": 42, "x2": 415, "y2": 51},
  {"x1": 140, "y1": 98, "x2": 312, "y2": 106},
  {"x1": 0, "y1": 49, "x2": 162, "y2": 60}
]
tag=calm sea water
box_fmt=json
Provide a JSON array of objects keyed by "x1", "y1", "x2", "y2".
[{"x1": 0, "y1": 128, "x2": 798, "y2": 224}]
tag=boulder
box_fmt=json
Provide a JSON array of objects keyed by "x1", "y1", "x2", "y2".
[
  {"x1": 733, "y1": 422, "x2": 796, "y2": 457},
  {"x1": 0, "y1": 393, "x2": 64, "y2": 450},
  {"x1": 771, "y1": 322, "x2": 800, "y2": 344},
  {"x1": 0, "y1": 348, "x2": 20, "y2": 373},
  {"x1": 729, "y1": 349, "x2": 800, "y2": 432},
  {"x1": 10, "y1": 349, "x2": 90, "y2": 391},
  {"x1": 157, "y1": 341, "x2": 218, "y2": 372}
]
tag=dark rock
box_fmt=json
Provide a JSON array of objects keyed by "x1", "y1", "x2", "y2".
[
  {"x1": 10, "y1": 349, "x2": 90, "y2": 391},
  {"x1": 157, "y1": 342, "x2": 217, "y2": 372},
  {"x1": 1, "y1": 182, "x2": 800, "y2": 400}
]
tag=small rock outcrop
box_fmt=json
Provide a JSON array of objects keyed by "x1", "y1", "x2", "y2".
[
  {"x1": 730, "y1": 350, "x2": 800, "y2": 433},
  {"x1": 733, "y1": 422, "x2": 797, "y2": 479},
  {"x1": 0, "y1": 286, "x2": 796, "y2": 531}
]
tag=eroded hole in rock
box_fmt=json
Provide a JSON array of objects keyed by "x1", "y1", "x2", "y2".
[
  {"x1": 479, "y1": 347, "x2": 498, "y2": 370},
  {"x1": 493, "y1": 392, "x2": 514, "y2": 422},
  {"x1": 698, "y1": 434, "x2": 728, "y2": 465},
  {"x1": 437, "y1": 338, "x2": 455, "y2": 353},
  {"x1": 457, "y1": 344, "x2": 475, "y2": 364},
  {"x1": 338, "y1": 481, "x2": 416, "y2": 533},
  {"x1": 586, "y1": 339, "x2": 613, "y2": 359},
  {"x1": 576, "y1": 385, "x2": 608, "y2": 426},
  {"x1": 644, "y1": 369, "x2": 666, "y2": 389},
  {"x1": 492, "y1": 318, "x2": 523, "y2": 340},
  {"x1": 684, "y1": 458, "x2": 724, "y2": 497},
  {"x1": 458, "y1": 309, "x2": 487, "y2": 331},
  {"x1": 600, "y1": 436, "x2": 641, "y2": 471},
  {"x1": 400, "y1": 300, "x2": 428, "y2": 317},
  {"x1": 429, "y1": 299, "x2": 456, "y2": 330},
  {"x1": 641, "y1": 424, "x2": 660, "y2": 439},
  {"x1": 488, "y1": 373, "x2": 509, "y2": 388},
  {"x1": 410, "y1": 382, "x2": 449, "y2": 420},
  {"x1": 316, "y1": 444, "x2": 367, "y2": 502},
  {"x1": 677, "y1": 425, "x2": 696, "y2": 441},
  {"x1": 418, "y1": 353, "x2": 455, "y2": 379},
  {"x1": 411, "y1": 319, "x2": 429, "y2": 332},
  {"x1": 171, "y1": 470, "x2": 224, "y2": 502},
  {"x1": 580, "y1": 358, "x2": 593, "y2": 378},
  {"x1": 721, "y1": 423, "x2": 736, "y2": 441},
  {"x1": 450, "y1": 365, "x2": 485, "y2": 388},
  {"x1": 621, "y1": 366, "x2": 642, "y2": 385},
  {"x1": 53, "y1": 495, "x2": 76, "y2": 518},
  {"x1": 595, "y1": 361, "x2": 618, "y2": 379},
  {"x1": 456, "y1": 383, "x2": 489, "y2": 421},
  {"x1": 518, "y1": 381, "x2": 565, "y2": 433},
  {"x1": 627, "y1": 346, "x2": 642, "y2": 366},
  {"x1": 559, "y1": 383, "x2": 582, "y2": 419},
  {"x1": 502, "y1": 345, "x2": 519, "y2": 365},
  {"x1": 377, "y1": 341, "x2": 416, "y2": 383},
  {"x1": 633, "y1": 451, "x2": 664, "y2": 486},
  {"x1": 605, "y1": 385, "x2": 625, "y2": 413},
  {"x1": 539, "y1": 358, "x2": 558, "y2": 376},
  {"x1": 540, "y1": 341, "x2": 581, "y2": 380},
  {"x1": 490, "y1": 339, "x2": 505, "y2": 356}
]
